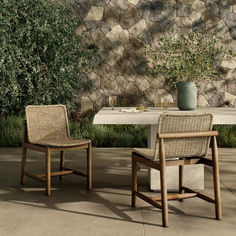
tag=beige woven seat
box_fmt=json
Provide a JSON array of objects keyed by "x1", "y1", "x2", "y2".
[
  {"x1": 132, "y1": 112, "x2": 222, "y2": 227},
  {"x1": 21, "y1": 105, "x2": 92, "y2": 196},
  {"x1": 133, "y1": 148, "x2": 156, "y2": 160}
]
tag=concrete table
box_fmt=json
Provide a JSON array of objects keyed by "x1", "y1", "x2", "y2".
[{"x1": 93, "y1": 107, "x2": 236, "y2": 190}]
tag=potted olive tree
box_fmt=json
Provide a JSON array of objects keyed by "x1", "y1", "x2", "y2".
[{"x1": 145, "y1": 31, "x2": 232, "y2": 110}]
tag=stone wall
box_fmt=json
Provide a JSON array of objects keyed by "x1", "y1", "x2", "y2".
[{"x1": 73, "y1": 0, "x2": 236, "y2": 112}]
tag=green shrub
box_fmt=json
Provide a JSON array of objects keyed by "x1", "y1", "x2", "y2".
[
  {"x1": 0, "y1": 116, "x2": 23, "y2": 147},
  {"x1": 0, "y1": 0, "x2": 96, "y2": 116},
  {"x1": 214, "y1": 125, "x2": 236, "y2": 148},
  {"x1": 0, "y1": 116, "x2": 235, "y2": 148}
]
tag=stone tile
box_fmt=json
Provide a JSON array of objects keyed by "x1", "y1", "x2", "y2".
[
  {"x1": 215, "y1": 20, "x2": 230, "y2": 38},
  {"x1": 81, "y1": 96, "x2": 93, "y2": 113},
  {"x1": 101, "y1": 76, "x2": 120, "y2": 95},
  {"x1": 139, "y1": 29, "x2": 153, "y2": 44},
  {"x1": 206, "y1": 0, "x2": 220, "y2": 16},
  {"x1": 112, "y1": 44, "x2": 124, "y2": 57},
  {"x1": 150, "y1": 78, "x2": 165, "y2": 89},
  {"x1": 227, "y1": 78, "x2": 236, "y2": 96},
  {"x1": 144, "y1": 88, "x2": 158, "y2": 102},
  {"x1": 224, "y1": 92, "x2": 236, "y2": 105},
  {"x1": 178, "y1": 27, "x2": 193, "y2": 35},
  {"x1": 89, "y1": 0, "x2": 109, "y2": 6},
  {"x1": 89, "y1": 72, "x2": 101, "y2": 88},
  {"x1": 119, "y1": 29, "x2": 130, "y2": 44},
  {"x1": 85, "y1": 6, "x2": 104, "y2": 21},
  {"x1": 128, "y1": 0, "x2": 140, "y2": 5},
  {"x1": 137, "y1": 0, "x2": 151, "y2": 20},
  {"x1": 223, "y1": 12, "x2": 236, "y2": 39},
  {"x1": 149, "y1": 1, "x2": 164, "y2": 21},
  {"x1": 109, "y1": 0, "x2": 130, "y2": 15},
  {"x1": 125, "y1": 82, "x2": 140, "y2": 95},
  {"x1": 227, "y1": 38, "x2": 236, "y2": 53},
  {"x1": 192, "y1": 0, "x2": 206, "y2": 14},
  {"x1": 192, "y1": 18, "x2": 206, "y2": 32},
  {"x1": 120, "y1": 5, "x2": 142, "y2": 29},
  {"x1": 129, "y1": 19, "x2": 147, "y2": 35},
  {"x1": 197, "y1": 95, "x2": 208, "y2": 107},
  {"x1": 221, "y1": 58, "x2": 236, "y2": 69},
  {"x1": 102, "y1": 5, "x2": 120, "y2": 26},
  {"x1": 176, "y1": 16, "x2": 192, "y2": 28},
  {"x1": 177, "y1": 4, "x2": 193, "y2": 17},
  {"x1": 74, "y1": 0, "x2": 91, "y2": 19},
  {"x1": 101, "y1": 21, "x2": 113, "y2": 34},
  {"x1": 130, "y1": 57, "x2": 148, "y2": 75},
  {"x1": 116, "y1": 75, "x2": 128, "y2": 92},
  {"x1": 75, "y1": 23, "x2": 87, "y2": 36},
  {"x1": 201, "y1": 11, "x2": 220, "y2": 30},
  {"x1": 162, "y1": 4, "x2": 177, "y2": 20},
  {"x1": 113, "y1": 58, "x2": 131, "y2": 76},
  {"x1": 189, "y1": 10, "x2": 202, "y2": 22},
  {"x1": 208, "y1": 92, "x2": 225, "y2": 106},
  {"x1": 106, "y1": 51, "x2": 121, "y2": 66},
  {"x1": 106, "y1": 25, "x2": 123, "y2": 42},
  {"x1": 212, "y1": 80, "x2": 228, "y2": 93},
  {"x1": 219, "y1": 0, "x2": 233, "y2": 18},
  {"x1": 146, "y1": 20, "x2": 165, "y2": 35},
  {"x1": 164, "y1": 21, "x2": 178, "y2": 36},
  {"x1": 176, "y1": 0, "x2": 194, "y2": 4},
  {"x1": 90, "y1": 30, "x2": 111, "y2": 49},
  {"x1": 139, "y1": 79, "x2": 150, "y2": 92}
]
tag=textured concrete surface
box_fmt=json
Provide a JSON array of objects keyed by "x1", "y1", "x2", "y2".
[{"x1": 0, "y1": 147, "x2": 235, "y2": 235}]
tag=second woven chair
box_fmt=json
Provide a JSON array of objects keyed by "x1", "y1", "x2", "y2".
[
  {"x1": 132, "y1": 112, "x2": 222, "y2": 227},
  {"x1": 21, "y1": 105, "x2": 92, "y2": 196}
]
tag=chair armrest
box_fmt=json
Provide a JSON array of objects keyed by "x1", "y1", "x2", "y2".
[{"x1": 157, "y1": 131, "x2": 218, "y2": 139}]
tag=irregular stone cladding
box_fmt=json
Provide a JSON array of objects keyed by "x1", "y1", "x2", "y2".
[{"x1": 73, "y1": 0, "x2": 236, "y2": 112}]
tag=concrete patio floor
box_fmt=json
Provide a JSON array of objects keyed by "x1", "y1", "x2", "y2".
[{"x1": 0, "y1": 147, "x2": 235, "y2": 236}]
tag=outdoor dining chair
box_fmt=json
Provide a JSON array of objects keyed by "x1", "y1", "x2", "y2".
[
  {"x1": 131, "y1": 112, "x2": 221, "y2": 227},
  {"x1": 21, "y1": 105, "x2": 92, "y2": 196}
]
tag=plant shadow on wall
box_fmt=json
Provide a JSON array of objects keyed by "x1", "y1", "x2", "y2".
[
  {"x1": 70, "y1": 0, "x2": 180, "y2": 109},
  {"x1": 0, "y1": 0, "x2": 98, "y2": 117},
  {"x1": 142, "y1": 30, "x2": 234, "y2": 110}
]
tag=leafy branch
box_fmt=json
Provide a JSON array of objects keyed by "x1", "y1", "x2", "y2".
[{"x1": 143, "y1": 31, "x2": 233, "y2": 86}]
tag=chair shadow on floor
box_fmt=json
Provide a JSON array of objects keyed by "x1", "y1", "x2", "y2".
[{"x1": 0, "y1": 150, "x2": 225, "y2": 228}]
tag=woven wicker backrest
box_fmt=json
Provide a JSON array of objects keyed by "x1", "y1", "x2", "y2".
[
  {"x1": 154, "y1": 112, "x2": 213, "y2": 160},
  {"x1": 26, "y1": 105, "x2": 70, "y2": 144}
]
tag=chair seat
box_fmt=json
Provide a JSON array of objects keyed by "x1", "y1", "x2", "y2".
[
  {"x1": 133, "y1": 148, "x2": 180, "y2": 161},
  {"x1": 30, "y1": 137, "x2": 91, "y2": 147},
  {"x1": 133, "y1": 148, "x2": 156, "y2": 160}
]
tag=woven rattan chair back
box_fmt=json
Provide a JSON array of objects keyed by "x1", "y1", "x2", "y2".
[
  {"x1": 26, "y1": 105, "x2": 70, "y2": 144},
  {"x1": 154, "y1": 112, "x2": 213, "y2": 160}
]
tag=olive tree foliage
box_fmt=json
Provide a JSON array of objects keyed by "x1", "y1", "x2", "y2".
[
  {"x1": 0, "y1": 0, "x2": 96, "y2": 116},
  {"x1": 144, "y1": 31, "x2": 233, "y2": 86}
]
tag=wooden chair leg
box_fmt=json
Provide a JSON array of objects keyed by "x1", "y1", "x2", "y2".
[
  {"x1": 21, "y1": 145, "x2": 27, "y2": 185},
  {"x1": 160, "y1": 138, "x2": 168, "y2": 227},
  {"x1": 132, "y1": 154, "x2": 137, "y2": 207},
  {"x1": 46, "y1": 148, "x2": 51, "y2": 196},
  {"x1": 87, "y1": 143, "x2": 92, "y2": 190},
  {"x1": 179, "y1": 165, "x2": 184, "y2": 202},
  {"x1": 212, "y1": 136, "x2": 222, "y2": 220},
  {"x1": 59, "y1": 151, "x2": 65, "y2": 180}
]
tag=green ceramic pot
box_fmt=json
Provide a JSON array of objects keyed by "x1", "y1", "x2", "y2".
[{"x1": 177, "y1": 82, "x2": 197, "y2": 110}]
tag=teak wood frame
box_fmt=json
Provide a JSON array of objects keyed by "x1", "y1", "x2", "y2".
[
  {"x1": 132, "y1": 130, "x2": 222, "y2": 227},
  {"x1": 21, "y1": 121, "x2": 92, "y2": 196}
]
